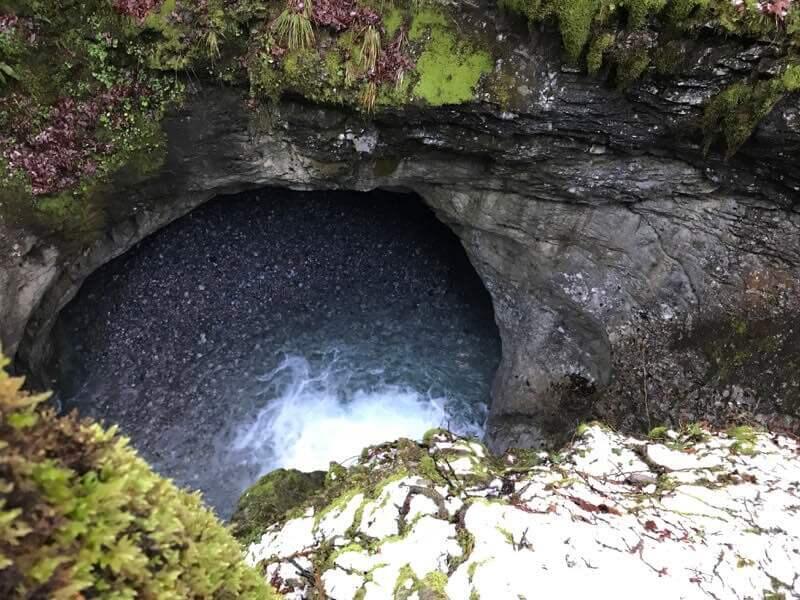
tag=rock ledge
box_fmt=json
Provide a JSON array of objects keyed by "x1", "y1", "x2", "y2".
[{"x1": 245, "y1": 425, "x2": 800, "y2": 599}]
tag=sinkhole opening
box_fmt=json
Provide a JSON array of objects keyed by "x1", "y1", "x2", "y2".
[{"x1": 50, "y1": 188, "x2": 501, "y2": 517}]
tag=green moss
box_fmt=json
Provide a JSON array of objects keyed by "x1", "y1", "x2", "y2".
[
  {"x1": 419, "y1": 454, "x2": 447, "y2": 484},
  {"x1": 314, "y1": 486, "x2": 364, "y2": 527},
  {"x1": 395, "y1": 437, "x2": 424, "y2": 462},
  {"x1": 392, "y1": 564, "x2": 448, "y2": 600},
  {"x1": 449, "y1": 527, "x2": 475, "y2": 572},
  {"x1": 384, "y1": 7, "x2": 405, "y2": 37},
  {"x1": 421, "y1": 571, "x2": 449, "y2": 597},
  {"x1": 656, "y1": 473, "x2": 680, "y2": 492},
  {"x1": 648, "y1": 426, "x2": 669, "y2": 440},
  {"x1": 496, "y1": 526, "x2": 515, "y2": 545},
  {"x1": 498, "y1": 447, "x2": 541, "y2": 472},
  {"x1": 231, "y1": 468, "x2": 326, "y2": 545},
  {"x1": 326, "y1": 542, "x2": 365, "y2": 569},
  {"x1": 615, "y1": 46, "x2": 651, "y2": 89},
  {"x1": 781, "y1": 64, "x2": 800, "y2": 91},
  {"x1": 409, "y1": 8, "x2": 450, "y2": 40},
  {"x1": 586, "y1": 33, "x2": 615, "y2": 74},
  {"x1": 652, "y1": 41, "x2": 687, "y2": 76},
  {"x1": 555, "y1": 0, "x2": 599, "y2": 63},
  {"x1": 703, "y1": 77, "x2": 788, "y2": 156},
  {"x1": 139, "y1": 0, "x2": 198, "y2": 71},
  {"x1": 0, "y1": 355, "x2": 277, "y2": 599},
  {"x1": 393, "y1": 564, "x2": 418, "y2": 598},
  {"x1": 280, "y1": 47, "x2": 350, "y2": 104},
  {"x1": 412, "y1": 19, "x2": 491, "y2": 105},
  {"x1": 681, "y1": 422, "x2": 710, "y2": 443},
  {"x1": 620, "y1": 0, "x2": 667, "y2": 28},
  {"x1": 664, "y1": 0, "x2": 708, "y2": 25},
  {"x1": 32, "y1": 189, "x2": 106, "y2": 239}
]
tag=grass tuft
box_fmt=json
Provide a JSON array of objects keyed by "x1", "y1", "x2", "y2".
[{"x1": 274, "y1": 7, "x2": 315, "y2": 51}]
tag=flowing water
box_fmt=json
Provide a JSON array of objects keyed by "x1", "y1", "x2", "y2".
[{"x1": 53, "y1": 189, "x2": 501, "y2": 517}]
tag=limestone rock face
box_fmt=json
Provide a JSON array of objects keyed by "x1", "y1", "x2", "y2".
[
  {"x1": 243, "y1": 425, "x2": 800, "y2": 600},
  {"x1": 3, "y1": 15, "x2": 800, "y2": 449}
]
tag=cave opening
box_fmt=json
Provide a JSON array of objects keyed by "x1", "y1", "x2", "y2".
[{"x1": 49, "y1": 187, "x2": 501, "y2": 517}]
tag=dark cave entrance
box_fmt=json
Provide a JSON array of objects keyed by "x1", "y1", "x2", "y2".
[{"x1": 49, "y1": 187, "x2": 501, "y2": 517}]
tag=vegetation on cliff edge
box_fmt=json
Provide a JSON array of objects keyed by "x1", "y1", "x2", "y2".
[
  {"x1": 0, "y1": 354, "x2": 278, "y2": 599},
  {"x1": 2, "y1": 0, "x2": 800, "y2": 225}
]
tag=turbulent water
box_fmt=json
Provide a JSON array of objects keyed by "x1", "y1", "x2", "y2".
[
  {"x1": 54, "y1": 189, "x2": 500, "y2": 517},
  {"x1": 230, "y1": 354, "x2": 450, "y2": 473}
]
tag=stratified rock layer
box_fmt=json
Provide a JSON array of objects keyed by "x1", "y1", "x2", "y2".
[{"x1": 244, "y1": 425, "x2": 800, "y2": 599}]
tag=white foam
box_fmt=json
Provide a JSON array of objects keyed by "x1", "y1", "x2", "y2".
[{"x1": 232, "y1": 354, "x2": 452, "y2": 473}]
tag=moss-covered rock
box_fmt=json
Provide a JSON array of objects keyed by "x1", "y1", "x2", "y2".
[
  {"x1": 0, "y1": 354, "x2": 279, "y2": 599},
  {"x1": 244, "y1": 423, "x2": 800, "y2": 599},
  {"x1": 410, "y1": 8, "x2": 492, "y2": 106},
  {"x1": 501, "y1": 0, "x2": 800, "y2": 153},
  {"x1": 231, "y1": 468, "x2": 326, "y2": 546}
]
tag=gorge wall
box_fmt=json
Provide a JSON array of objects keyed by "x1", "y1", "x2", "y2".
[{"x1": 2, "y1": 3, "x2": 800, "y2": 452}]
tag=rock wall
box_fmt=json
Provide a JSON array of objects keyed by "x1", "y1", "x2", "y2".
[{"x1": 2, "y1": 17, "x2": 800, "y2": 450}]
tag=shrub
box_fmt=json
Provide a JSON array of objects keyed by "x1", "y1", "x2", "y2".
[{"x1": 0, "y1": 355, "x2": 278, "y2": 599}]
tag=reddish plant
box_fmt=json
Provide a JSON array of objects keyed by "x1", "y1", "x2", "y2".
[
  {"x1": 112, "y1": 0, "x2": 163, "y2": 22},
  {"x1": 0, "y1": 13, "x2": 18, "y2": 32},
  {"x1": 311, "y1": 0, "x2": 356, "y2": 30},
  {"x1": 1, "y1": 85, "x2": 144, "y2": 195},
  {"x1": 371, "y1": 27, "x2": 414, "y2": 86},
  {"x1": 311, "y1": 0, "x2": 381, "y2": 31},
  {"x1": 760, "y1": 0, "x2": 792, "y2": 21}
]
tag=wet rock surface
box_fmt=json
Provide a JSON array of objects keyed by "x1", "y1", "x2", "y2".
[
  {"x1": 244, "y1": 425, "x2": 800, "y2": 599},
  {"x1": 53, "y1": 188, "x2": 500, "y2": 517}
]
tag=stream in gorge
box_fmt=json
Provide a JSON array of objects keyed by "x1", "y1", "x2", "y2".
[{"x1": 51, "y1": 188, "x2": 501, "y2": 517}]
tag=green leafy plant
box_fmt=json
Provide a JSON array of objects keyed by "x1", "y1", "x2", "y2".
[{"x1": 0, "y1": 61, "x2": 18, "y2": 85}]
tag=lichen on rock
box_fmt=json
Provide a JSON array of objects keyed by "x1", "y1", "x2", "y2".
[{"x1": 243, "y1": 424, "x2": 800, "y2": 599}]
